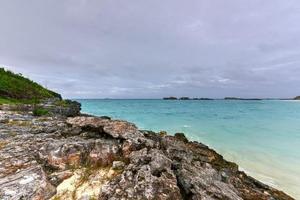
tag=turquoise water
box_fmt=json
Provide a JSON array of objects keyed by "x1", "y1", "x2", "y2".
[{"x1": 77, "y1": 99, "x2": 300, "y2": 198}]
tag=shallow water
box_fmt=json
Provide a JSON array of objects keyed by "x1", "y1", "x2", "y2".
[{"x1": 77, "y1": 99, "x2": 300, "y2": 198}]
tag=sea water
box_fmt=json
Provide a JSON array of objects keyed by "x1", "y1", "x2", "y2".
[{"x1": 77, "y1": 99, "x2": 300, "y2": 198}]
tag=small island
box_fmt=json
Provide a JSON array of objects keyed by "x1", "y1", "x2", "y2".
[
  {"x1": 197, "y1": 98, "x2": 214, "y2": 100},
  {"x1": 179, "y1": 96, "x2": 190, "y2": 100},
  {"x1": 224, "y1": 97, "x2": 262, "y2": 100},
  {"x1": 163, "y1": 97, "x2": 214, "y2": 100},
  {"x1": 163, "y1": 96, "x2": 178, "y2": 100}
]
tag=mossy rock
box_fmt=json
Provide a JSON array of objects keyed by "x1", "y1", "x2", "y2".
[{"x1": 33, "y1": 108, "x2": 49, "y2": 116}]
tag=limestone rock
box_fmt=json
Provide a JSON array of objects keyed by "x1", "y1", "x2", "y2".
[{"x1": 0, "y1": 165, "x2": 56, "y2": 200}]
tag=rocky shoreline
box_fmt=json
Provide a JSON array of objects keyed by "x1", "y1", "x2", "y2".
[{"x1": 0, "y1": 101, "x2": 294, "y2": 200}]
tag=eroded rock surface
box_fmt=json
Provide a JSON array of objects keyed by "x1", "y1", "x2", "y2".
[{"x1": 0, "y1": 106, "x2": 294, "y2": 200}]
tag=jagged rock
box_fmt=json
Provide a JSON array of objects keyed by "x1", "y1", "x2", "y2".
[
  {"x1": 38, "y1": 138, "x2": 94, "y2": 170},
  {"x1": 45, "y1": 99, "x2": 81, "y2": 117},
  {"x1": 67, "y1": 116, "x2": 156, "y2": 157},
  {"x1": 89, "y1": 139, "x2": 121, "y2": 166},
  {"x1": 174, "y1": 132, "x2": 189, "y2": 143},
  {"x1": 0, "y1": 165, "x2": 56, "y2": 200},
  {"x1": 100, "y1": 148, "x2": 182, "y2": 200},
  {"x1": 66, "y1": 116, "x2": 144, "y2": 140},
  {"x1": 173, "y1": 162, "x2": 242, "y2": 199}
]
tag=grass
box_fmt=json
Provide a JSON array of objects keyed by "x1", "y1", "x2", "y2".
[
  {"x1": 0, "y1": 97, "x2": 39, "y2": 105},
  {"x1": 54, "y1": 99, "x2": 70, "y2": 107},
  {"x1": 33, "y1": 108, "x2": 49, "y2": 116},
  {"x1": 0, "y1": 67, "x2": 61, "y2": 101}
]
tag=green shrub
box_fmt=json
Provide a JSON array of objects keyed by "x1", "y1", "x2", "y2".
[
  {"x1": 33, "y1": 108, "x2": 49, "y2": 116},
  {"x1": 0, "y1": 67, "x2": 61, "y2": 100},
  {"x1": 54, "y1": 100, "x2": 69, "y2": 107}
]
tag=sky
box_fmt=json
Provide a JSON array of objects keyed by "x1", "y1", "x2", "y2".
[{"x1": 0, "y1": 0, "x2": 300, "y2": 99}]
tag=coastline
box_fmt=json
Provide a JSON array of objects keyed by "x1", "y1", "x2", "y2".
[
  {"x1": 79, "y1": 111, "x2": 294, "y2": 196},
  {"x1": 81, "y1": 110, "x2": 298, "y2": 199},
  {"x1": 0, "y1": 101, "x2": 294, "y2": 199},
  {"x1": 78, "y1": 98, "x2": 300, "y2": 199}
]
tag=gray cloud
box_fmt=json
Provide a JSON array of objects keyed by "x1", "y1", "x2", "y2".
[{"x1": 1, "y1": 0, "x2": 300, "y2": 98}]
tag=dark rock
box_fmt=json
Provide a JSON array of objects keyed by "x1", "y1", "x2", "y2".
[
  {"x1": 174, "y1": 132, "x2": 189, "y2": 143},
  {"x1": 44, "y1": 99, "x2": 81, "y2": 117},
  {"x1": 294, "y1": 96, "x2": 300, "y2": 100},
  {"x1": 100, "y1": 116, "x2": 111, "y2": 120}
]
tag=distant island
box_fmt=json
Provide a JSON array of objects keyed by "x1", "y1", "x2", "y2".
[
  {"x1": 162, "y1": 96, "x2": 300, "y2": 101},
  {"x1": 179, "y1": 97, "x2": 190, "y2": 100},
  {"x1": 163, "y1": 96, "x2": 178, "y2": 100},
  {"x1": 163, "y1": 96, "x2": 214, "y2": 100},
  {"x1": 224, "y1": 97, "x2": 263, "y2": 100},
  {"x1": 162, "y1": 96, "x2": 263, "y2": 100}
]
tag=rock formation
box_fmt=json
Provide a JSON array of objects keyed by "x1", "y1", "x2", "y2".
[
  {"x1": 0, "y1": 101, "x2": 294, "y2": 200},
  {"x1": 294, "y1": 96, "x2": 300, "y2": 100}
]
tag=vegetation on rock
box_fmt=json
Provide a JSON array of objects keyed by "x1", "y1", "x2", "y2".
[
  {"x1": 0, "y1": 67, "x2": 61, "y2": 104},
  {"x1": 0, "y1": 97, "x2": 37, "y2": 105},
  {"x1": 33, "y1": 107, "x2": 49, "y2": 116}
]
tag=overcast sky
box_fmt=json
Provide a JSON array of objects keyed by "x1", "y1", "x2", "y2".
[{"x1": 1, "y1": 0, "x2": 300, "y2": 98}]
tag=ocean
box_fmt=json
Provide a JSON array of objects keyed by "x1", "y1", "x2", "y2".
[{"x1": 77, "y1": 99, "x2": 300, "y2": 198}]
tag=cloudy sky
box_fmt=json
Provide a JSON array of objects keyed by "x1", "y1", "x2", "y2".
[{"x1": 1, "y1": 0, "x2": 300, "y2": 98}]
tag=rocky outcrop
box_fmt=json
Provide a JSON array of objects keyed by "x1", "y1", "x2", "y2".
[
  {"x1": 294, "y1": 96, "x2": 300, "y2": 100},
  {"x1": 43, "y1": 99, "x2": 81, "y2": 117},
  {"x1": 0, "y1": 103, "x2": 294, "y2": 199},
  {"x1": 0, "y1": 98, "x2": 81, "y2": 117}
]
